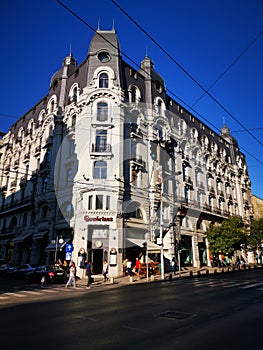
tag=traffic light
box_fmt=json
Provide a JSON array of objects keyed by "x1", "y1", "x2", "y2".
[{"x1": 150, "y1": 141, "x2": 158, "y2": 160}]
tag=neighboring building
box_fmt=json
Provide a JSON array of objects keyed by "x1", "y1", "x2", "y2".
[
  {"x1": 0, "y1": 29, "x2": 253, "y2": 276},
  {"x1": 251, "y1": 195, "x2": 263, "y2": 220}
]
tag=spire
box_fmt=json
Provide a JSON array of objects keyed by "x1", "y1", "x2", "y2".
[
  {"x1": 97, "y1": 18, "x2": 100, "y2": 30},
  {"x1": 112, "y1": 18, "x2": 115, "y2": 31}
]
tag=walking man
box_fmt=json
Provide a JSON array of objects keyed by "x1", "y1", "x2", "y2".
[{"x1": 85, "y1": 260, "x2": 93, "y2": 289}]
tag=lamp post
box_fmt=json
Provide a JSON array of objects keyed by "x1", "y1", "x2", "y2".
[
  {"x1": 176, "y1": 208, "x2": 185, "y2": 276},
  {"x1": 52, "y1": 236, "x2": 64, "y2": 264}
]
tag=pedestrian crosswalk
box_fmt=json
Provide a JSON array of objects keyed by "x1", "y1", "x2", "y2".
[
  {"x1": 0, "y1": 285, "x2": 85, "y2": 302},
  {"x1": 178, "y1": 278, "x2": 263, "y2": 291},
  {"x1": 1, "y1": 278, "x2": 263, "y2": 303}
]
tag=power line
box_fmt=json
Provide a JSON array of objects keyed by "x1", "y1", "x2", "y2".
[
  {"x1": 111, "y1": 0, "x2": 263, "y2": 148},
  {"x1": 190, "y1": 30, "x2": 263, "y2": 109},
  {"x1": 53, "y1": 0, "x2": 263, "y2": 166}
]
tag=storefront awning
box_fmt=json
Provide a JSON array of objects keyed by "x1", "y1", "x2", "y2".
[
  {"x1": 45, "y1": 238, "x2": 70, "y2": 252},
  {"x1": 12, "y1": 232, "x2": 33, "y2": 243},
  {"x1": 33, "y1": 231, "x2": 48, "y2": 239},
  {"x1": 127, "y1": 238, "x2": 161, "y2": 253}
]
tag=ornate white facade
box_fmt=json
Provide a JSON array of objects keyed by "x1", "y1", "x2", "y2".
[{"x1": 0, "y1": 30, "x2": 252, "y2": 276}]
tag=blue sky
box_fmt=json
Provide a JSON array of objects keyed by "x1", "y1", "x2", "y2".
[{"x1": 1, "y1": 0, "x2": 263, "y2": 198}]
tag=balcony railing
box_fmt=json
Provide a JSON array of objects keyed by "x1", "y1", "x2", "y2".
[{"x1": 91, "y1": 143, "x2": 111, "y2": 153}]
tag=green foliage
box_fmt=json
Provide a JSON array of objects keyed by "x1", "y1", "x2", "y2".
[
  {"x1": 247, "y1": 218, "x2": 263, "y2": 251},
  {"x1": 206, "y1": 216, "x2": 246, "y2": 256}
]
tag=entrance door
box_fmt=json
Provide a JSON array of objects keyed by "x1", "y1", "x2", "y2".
[{"x1": 92, "y1": 249, "x2": 103, "y2": 274}]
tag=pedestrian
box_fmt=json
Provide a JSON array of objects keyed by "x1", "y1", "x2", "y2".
[
  {"x1": 126, "y1": 258, "x2": 132, "y2": 277},
  {"x1": 85, "y1": 260, "x2": 93, "y2": 289},
  {"x1": 134, "y1": 257, "x2": 141, "y2": 279},
  {"x1": 65, "y1": 261, "x2": 76, "y2": 288},
  {"x1": 170, "y1": 257, "x2": 177, "y2": 275},
  {"x1": 103, "y1": 259, "x2": 109, "y2": 282},
  {"x1": 56, "y1": 259, "x2": 62, "y2": 267}
]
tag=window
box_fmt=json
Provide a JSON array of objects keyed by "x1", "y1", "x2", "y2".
[
  {"x1": 96, "y1": 195, "x2": 103, "y2": 210},
  {"x1": 72, "y1": 115, "x2": 76, "y2": 128},
  {"x1": 130, "y1": 86, "x2": 136, "y2": 103},
  {"x1": 94, "y1": 161, "x2": 107, "y2": 179},
  {"x1": 88, "y1": 195, "x2": 93, "y2": 210},
  {"x1": 97, "y1": 102, "x2": 108, "y2": 121},
  {"x1": 66, "y1": 168, "x2": 73, "y2": 186},
  {"x1": 99, "y1": 73, "x2": 109, "y2": 88},
  {"x1": 22, "y1": 213, "x2": 27, "y2": 227},
  {"x1": 95, "y1": 130, "x2": 107, "y2": 152},
  {"x1": 106, "y1": 196, "x2": 110, "y2": 210},
  {"x1": 42, "y1": 177, "x2": 48, "y2": 192},
  {"x1": 126, "y1": 202, "x2": 143, "y2": 219},
  {"x1": 41, "y1": 205, "x2": 48, "y2": 219}
]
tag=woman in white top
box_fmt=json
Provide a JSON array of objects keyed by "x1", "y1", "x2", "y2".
[{"x1": 65, "y1": 261, "x2": 76, "y2": 288}]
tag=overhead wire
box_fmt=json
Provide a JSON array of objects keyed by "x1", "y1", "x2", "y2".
[
  {"x1": 111, "y1": 0, "x2": 263, "y2": 147},
  {"x1": 53, "y1": 0, "x2": 263, "y2": 167}
]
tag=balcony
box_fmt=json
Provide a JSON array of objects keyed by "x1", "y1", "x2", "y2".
[
  {"x1": 183, "y1": 176, "x2": 193, "y2": 188},
  {"x1": 10, "y1": 181, "x2": 17, "y2": 189},
  {"x1": 4, "y1": 165, "x2": 10, "y2": 174},
  {"x1": 13, "y1": 160, "x2": 19, "y2": 169},
  {"x1": 23, "y1": 153, "x2": 30, "y2": 163},
  {"x1": 39, "y1": 161, "x2": 50, "y2": 173},
  {"x1": 130, "y1": 157, "x2": 144, "y2": 171},
  {"x1": 90, "y1": 143, "x2": 112, "y2": 159},
  {"x1": 20, "y1": 176, "x2": 27, "y2": 187},
  {"x1": 34, "y1": 146, "x2": 41, "y2": 156}
]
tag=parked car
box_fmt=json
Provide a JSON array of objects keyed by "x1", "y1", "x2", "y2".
[
  {"x1": 0, "y1": 263, "x2": 18, "y2": 277},
  {"x1": 13, "y1": 264, "x2": 38, "y2": 280},
  {"x1": 25, "y1": 265, "x2": 68, "y2": 284}
]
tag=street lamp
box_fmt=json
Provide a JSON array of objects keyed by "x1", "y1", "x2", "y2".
[
  {"x1": 176, "y1": 208, "x2": 186, "y2": 276},
  {"x1": 52, "y1": 236, "x2": 64, "y2": 264}
]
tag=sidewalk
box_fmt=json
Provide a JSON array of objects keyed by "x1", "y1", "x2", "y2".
[{"x1": 75, "y1": 264, "x2": 262, "y2": 290}]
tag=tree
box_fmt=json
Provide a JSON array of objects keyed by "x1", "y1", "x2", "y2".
[
  {"x1": 206, "y1": 216, "x2": 246, "y2": 256},
  {"x1": 247, "y1": 218, "x2": 263, "y2": 252}
]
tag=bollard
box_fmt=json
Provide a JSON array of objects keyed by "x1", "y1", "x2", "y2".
[
  {"x1": 189, "y1": 271, "x2": 193, "y2": 277},
  {"x1": 206, "y1": 270, "x2": 209, "y2": 276},
  {"x1": 169, "y1": 273, "x2": 172, "y2": 281},
  {"x1": 129, "y1": 276, "x2": 133, "y2": 283},
  {"x1": 110, "y1": 277, "x2": 114, "y2": 284},
  {"x1": 151, "y1": 275, "x2": 155, "y2": 281}
]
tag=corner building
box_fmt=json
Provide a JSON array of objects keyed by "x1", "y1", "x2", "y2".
[{"x1": 0, "y1": 30, "x2": 253, "y2": 276}]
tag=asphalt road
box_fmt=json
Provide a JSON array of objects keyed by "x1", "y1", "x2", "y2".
[{"x1": 1, "y1": 269, "x2": 263, "y2": 350}]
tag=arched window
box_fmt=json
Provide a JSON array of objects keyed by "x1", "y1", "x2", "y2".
[
  {"x1": 130, "y1": 85, "x2": 136, "y2": 103},
  {"x1": 41, "y1": 205, "x2": 48, "y2": 219},
  {"x1": 97, "y1": 102, "x2": 108, "y2": 121},
  {"x1": 99, "y1": 73, "x2": 109, "y2": 88},
  {"x1": 94, "y1": 161, "x2": 107, "y2": 179},
  {"x1": 126, "y1": 202, "x2": 143, "y2": 219}
]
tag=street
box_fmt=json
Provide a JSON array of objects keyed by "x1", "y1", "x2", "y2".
[{"x1": 0, "y1": 269, "x2": 263, "y2": 350}]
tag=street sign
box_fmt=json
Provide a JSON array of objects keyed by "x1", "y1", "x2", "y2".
[
  {"x1": 66, "y1": 243, "x2": 74, "y2": 252},
  {"x1": 65, "y1": 251, "x2": 72, "y2": 261}
]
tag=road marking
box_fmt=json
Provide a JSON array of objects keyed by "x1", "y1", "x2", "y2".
[
  {"x1": 22, "y1": 290, "x2": 42, "y2": 295},
  {"x1": 41, "y1": 289, "x2": 58, "y2": 293},
  {"x1": 122, "y1": 325, "x2": 152, "y2": 334},
  {"x1": 4, "y1": 292, "x2": 27, "y2": 298},
  {"x1": 239, "y1": 282, "x2": 263, "y2": 289},
  {"x1": 224, "y1": 281, "x2": 251, "y2": 288}
]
